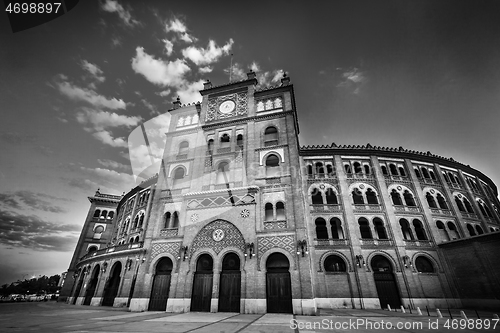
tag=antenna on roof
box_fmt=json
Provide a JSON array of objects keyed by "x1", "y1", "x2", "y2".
[{"x1": 229, "y1": 53, "x2": 234, "y2": 83}]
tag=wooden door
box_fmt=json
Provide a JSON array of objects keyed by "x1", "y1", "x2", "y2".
[
  {"x1": 191, "y1": 273, "x2": 213, "y2": 312},
  {"x1": 374, "y1": 272, "x2": 401, "y2": 309},
  {"x1": 83, "y1": 267, "x2": 100, "y2": 306},
  {"x1": 148, "y1": 274, "x2": 171, "y2": 311},
  {"x1": 72, "y1": 277, "x2": 84, "y2": 305},
  {"x1": 266, "y1": 271, "x2": 292, "y2": 313},
  {"x1": 102, "y1": 263, "x2": 121, "y2": 306},
  {"x1": 218, "y1": 271, "x2": 241, "y2": 312}
]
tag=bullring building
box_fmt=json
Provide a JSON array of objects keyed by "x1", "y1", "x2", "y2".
[{"x1": 60, "y1": 71, "x2": 500, "y2": 314}]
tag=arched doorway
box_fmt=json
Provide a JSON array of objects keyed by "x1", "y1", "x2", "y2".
[
  {"x1": 191, "y1": 254, "x2": 213, "y2": 312},
  {"x1": 371, "y1": 255, "x2": 401, "y2": 309},
  {"x1": 83, "y1": 265, "x2": 100, "y2": 305},
  {"x1": 266, "y1": 253, "x2": 293, "y2": 313},
  {"x1": 72, "y1": 270, "x2": 85, "y2": 305},
  {"x1": 218, "y1": 252, "x2": 241, "y2": 312},
  {"x1": 149, "y1": 257, "x2": 173, "y2": 311},
  {"x1": 102, "y1": 262, "x2": 122, "y2": 306}
]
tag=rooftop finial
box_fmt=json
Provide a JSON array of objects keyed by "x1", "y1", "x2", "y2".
[{"x1": 281, "y1": 71, "x2": 290, "y2": 85}]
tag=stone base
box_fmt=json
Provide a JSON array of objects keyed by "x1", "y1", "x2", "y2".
[
  {"x1": 405, "y1": 298, "x2": 462, "y2": 310},
  {"x1": 315, "y1": 298, "x2": 356, "y2": 309},
  {"x1": 166, "y1": 298, "x2": 191, "y2": 313},
  {"x1": 113, "y1": 297, "x2": 129, "y2": 308},
  {"x1": 243, "y1": 299, "x2": 266, "y2": 314},
  {"x1": 129, "y1": 298, "x2": 149, "y2": 312},
  {"x1": 90, "y1": 297, "x2": 102, "y2": 306}
]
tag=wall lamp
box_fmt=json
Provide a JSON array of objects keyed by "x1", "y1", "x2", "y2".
[
  {"x1": 356, "y1": 255, "x2": 365, "y2": 268},
  {"x1": 101, "y1": 262, "x2": 108, "y2": 273},
  {"x1": 245, "y1": 243, "x2": 255, "y2": 259},
  {"x1": 402, "y1": 255, "x2": 412, "y2": 269},
  {"x1": 178, "y1": 245, "x2": 188, "y2": 261},
  {"x1": 126, "y1": 258, "x2": 133, "y2": 270},
  {"x1": 297, "y1": 240, "x2": 308, "y2": 257}
]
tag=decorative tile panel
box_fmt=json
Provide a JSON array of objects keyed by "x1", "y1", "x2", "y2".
[
  {"x1": 151, "y1": 242, "x2": 181, "y2": 259},
  {"x1": 190, "y1": 220, "x2": 245, "y2": 257},
  {"x1": 206, "y1": 92, "x2": 247, "y2": 122},
  {"x1": 257, "y1": 235, "x2": 296, "y2": 270},
  {"x1": 159, "y1": 228, "x2": 178, "y2": 238}
]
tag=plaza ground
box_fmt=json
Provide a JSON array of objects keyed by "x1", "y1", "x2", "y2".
[{"x1": 0, "y1": 301, "x2": 498, "y2": 332}]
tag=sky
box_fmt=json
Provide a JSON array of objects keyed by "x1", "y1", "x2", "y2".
[{"x1": 1, "y1": 0, "x2": 500, "y2": 286}]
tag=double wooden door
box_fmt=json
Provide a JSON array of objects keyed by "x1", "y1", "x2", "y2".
[
  {"x1": 266, "y1": 271, "x2": 292, "y2": 313},
  {"x1": 149, "y1": 274, "x2": 171, "y2": 311},
  {"x1": 218, "y1": 271, "x2": 240, "y2": 312},
  {"x1": 191, "y1": 273, "x2": 213, "y2": 312},
  {"x1": 374, "y1": 272, "x2": 401, "y2": 309}
]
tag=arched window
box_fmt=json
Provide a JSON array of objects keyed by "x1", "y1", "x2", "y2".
[
  {"x1": 330, "y1": 218, "x2": 344, "y2": 239},
  {"x1": 478, "y1": 202, "x2": 488, "y2": 217},
  {"x1": 264, "y1": 126, "x2": 278, "y2": 145},
  {"x1": 455, "y1": 197, "x2": 465, "y2": 212},
  {"x1": 391, "y1": 189, "x2": 403, "y2": 205},
  {"x1": 324, "y1": 255, "x2": 347, "y2": 272},
  {"x1": 413, "y1": 219, "x2": 427, "y2": 240},
  {"x1": 172, "y1": 212, "x2": 179, "y2": 228},
  {"x1": 311, "y1": 188, "x2": 323, "y2": 205},
  {"x1": 429, "y1": 170, "x2": 436, "y2": 180},
  {"x1": 135, "y1": 236, "x2": 140, "y2": 243},
  {"x1": 133, "y1": 215, "x2": 139, "y2": 229},
  {"x1": 400, "y1": 219, "x2": 414, "y2": 240},
  {"x1": 139, "y1": 213, "x2": 144, "y2": 228},
  {"x1": 173, "y1": 167, "x2": 185, "y2": 183},
  {"x1": 353, "y1": 162, "x2": 362, "y2": 174},
  {"x1": 484, "y1": 205, "x2": 493, "y2": 218},
  {"x1": 358, "y1": 218, "x2": 372, "y2": 239},
  {"x1": 448, "y1": 172, "x2": 455, "y2": 183},
  {"x1": 325, "y1": 188, "x2": 338, "y2": 205},
  {"x1": 422, "y1": 168, "x2": 430, "y2": 179},
  {"x1": 381, "y1": 165, "x2": 388, "y2": 175},
  {"x1": 389, "y1": 164, "x2": 398, "y2": 175},
  {"x1": 164, "y1": 212, "x2": 171, "y2": 228},
  {"x1": 437, "y1": 194, "x2": 448, "y2": 209},
  {"x1": 207, "y1": 139, "x2": 214, "y2": 152},
  {"x1": 364, "y1": 164, "x2": 370, "y2": 175},
  {"x1": 352, "y1": 188, "x2": 364, "y2": 204},
  {"x1": 426, "y1": 193, "x2": 437, "y2": 208},
  {"x1": 265, "y1": 203, "x2": 274, "y2": 221},
  {"x1": 220, "y1": 133, "x2": 230, "y2": 148},
  {"x1": 467, "y1": 224, "x2": 476, "y2": 236},
  {"x1": 463, "y1": 198, "x2": 474, "y2": 213},
  {"x1": 88, "y1": 246, "x2": 98, "y2": 254},
  {"x1": 403, "y1": 190, "x2": 416, "y2": 206},
  {"x1": 130, "y1": 238, "x2": 134, "y2": 244},
  {"x1": 179, "y1": 141, "x2": 189, "y2": 155},
  {"x1": 414, "y1": 168, "x2": 421, "y2": 178},
  {"x1": 101, "y1": 210, "x2": 108, "y2": 218},
  {"x1": 93, "y1": 209, "x2": 101, "y2": 218},
  {"x1": 236, "y1": 134, "x2": 243, "y2": 147},
  {"x1": 442, "y1": 172, "x2": 449, "y2": 182},
  {"x1": 315, "y1": 218, "x2": 328, "y2": 239},
  {"x1": 108, "y1": 211, "x2": 114, "y2": 219},
  {"x1": 373, "y1": 218, "x2": 388, "y2": 239},
  {"x1": 447, "y1": 222, "x2": 460, "y2": 239},
  {"x1": 436, "y1": 221, "x2": 450, "y2": 241},
  {"x1": 366, "y1": 188, "x2": 378, "y2": 204},
  {"x1": 316, "y1": 162, "x2": 325, "y2": 176},
  {"x1": 415, "y1": 257, "x2": 435, "y2": 273},
  {"x1": 307, "y1": 165, "x2": 313, "y2": 176},
  {"x1": 326, "y1": 164, "x2": 334, "y2": 176},
  {"x1": 475, "y1": 225, "x2": 484, "y2": 235},
  {"x1": 276, "y1": 202, "x2": 285, "y2": 220},
  {"x1": 266, "y1": 154, "x2": 280, "y2": 177},
  {"x1": 216, "y1": 161, "x2": 230, "y2": 184},
  {"x1": 344, "y1": 164, "x2": 352, "y2": 174},
  {"x1": 398, "y1": 166, "x2": 406, "y2": 177}
]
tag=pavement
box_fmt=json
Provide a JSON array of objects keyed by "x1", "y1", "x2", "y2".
[{"x1": 0, "y1": 301, "x2": 499, "y2": 333}]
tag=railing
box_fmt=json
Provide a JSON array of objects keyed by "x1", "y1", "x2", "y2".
[
  {"x1": 266, "y1": 177, "x2": 281, "y2": 184},
  {"x1": 430, "y1": 208, "x2": 453, "y2": 215},
  {"x1": 307, "y1": 173, "x2": 336, "y2": 179},
  {"x1": 360, "y1": 238, "x2": 393, "y2": 246},
  {"x1": 420, "y1": 177, "x2": 441, "y2": 185},
  {"x1": 393, "y1": 205, "x2": 421, "y2": 213},
  {"x1": 314, "y1": 239, "x2": 349, "y2": 246},
  {"x1": 384, "y1": 175, "x2": 410, "y2": 182},
  {"x1": 461, "y1": 211, "x2": 478, "y2": 219},
  {"x1": 447, "y1": 182, "x2": 464, "y2": 190},
  {"x1": 404, "y1": 239, "x2": 434, "y2": 248},
  {"x1": 353, "y1": 204, "x2": 382, "y2": 211},
  {"x1": 80, "y1": 241, "x2": 144, "y2": 261},
  {"x1": 310, "y1": 204, "x2": 342, "y2": 212},
  {"x1": 347, "y1": 173, "x2": 374, "y2": 180}
]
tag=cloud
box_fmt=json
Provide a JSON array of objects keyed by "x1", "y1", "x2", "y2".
[
  {"x1": 56, "y1": 80, "x2": 126, "y2": 109},
  {"x1": 156, "y1": 89, "x2": 171, "y2": 97},
  {"x1": 0, "y1": 132, "x2": 37, "y2": 144},
  {"x1": 0, "y1": 191, "x2": 68, "y2": 213},
  {"x1": 75, "y1": 107, "x2": 142, "y2": 131},
  {"x1": 162, "y1": 39, "x2": 174, "y2": 56},
  {"x1": 141, "y1": 99, "x2": 158, "y2": 115},
  {"x1": 225, "y1": 62, "x2": 246, "y2": 81},
  {"x1": 336, "y1": 67, "x2": 367, "y2": 94},
  {"x1": 111, "y1": 36, "x2": 122, "y2": 47},
  {"x1": 182, "y1": 39, "x2": 234, "y2": 66},
  {"x1": 249, "y1": 62, "x2": 283, "y2": 86},
  {"x1": 92, "y1": 130, "x2": 128, "y2": 148},
  {"x1": 165, "y1": 17, "x2": 197, "y2": 43},
  {"x1": 97, "y1": 159, "x2": 131, "y2": 172},
  {"x1": 100, "y1": 0, "x2": 140, "y2": 27},
  {"x1": 131, "y1": 47, "x2": 191, "y2": 87},
  {"x1": 176, "y1": 80, "x2": 204, "y2": 104},
  {"x1": 199, "y1": 66, "x2": 213, "y2": 74},
  {"x1": 81, "y1": 60, "x2": 105, "y2": 85},
  {"x1": 80, "y1": 167, "x2": 136, "y2": 193},
  {"x1": 0, "y1": 210, "x2": 80, "y2": 251}
]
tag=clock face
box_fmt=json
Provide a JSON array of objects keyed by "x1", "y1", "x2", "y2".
[{"x1": 219, "y1": 100, "x2": 235, "y2": 114}]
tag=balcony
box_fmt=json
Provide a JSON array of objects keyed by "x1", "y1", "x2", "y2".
[
  {"x1": 430, "y1": 208, "x2": 453, "y2": 216},
  {"x1": 310, "y1": 204, "x2": 342, "y2": 213},
  {"x1": 384, "y1": 175, "x2": 411, "y2": 183},
  {"x1": 80, "y1": 241, "x2": 144, "y2": 261},
  {"x1": 360, "y1": 238, "x2": 394, "y2": 247},
  {"x1": 419, "y1": 177, "x2": 441, "y2": 186},
  {"x1": 460, "y1": 211, "x2": 478, "y2": 219},
  {"x1": 447, "y1": 182, "x2": 464, "y2": 190},
  {"x1": 403, "y1": 239, "x2": 434, "y2": 248},
  {"x1": 314, "y1": 238, "x2": 349, "y2": 247},
  {"x1": 347, "y1": 173, "x2": 374, "y2": 180},
  {"x1": 353, "y1": 204, "x2": 382, "y2": 211},
  {"x1": 393, "y1": 205, "x2": 421, "y2": 213}
]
